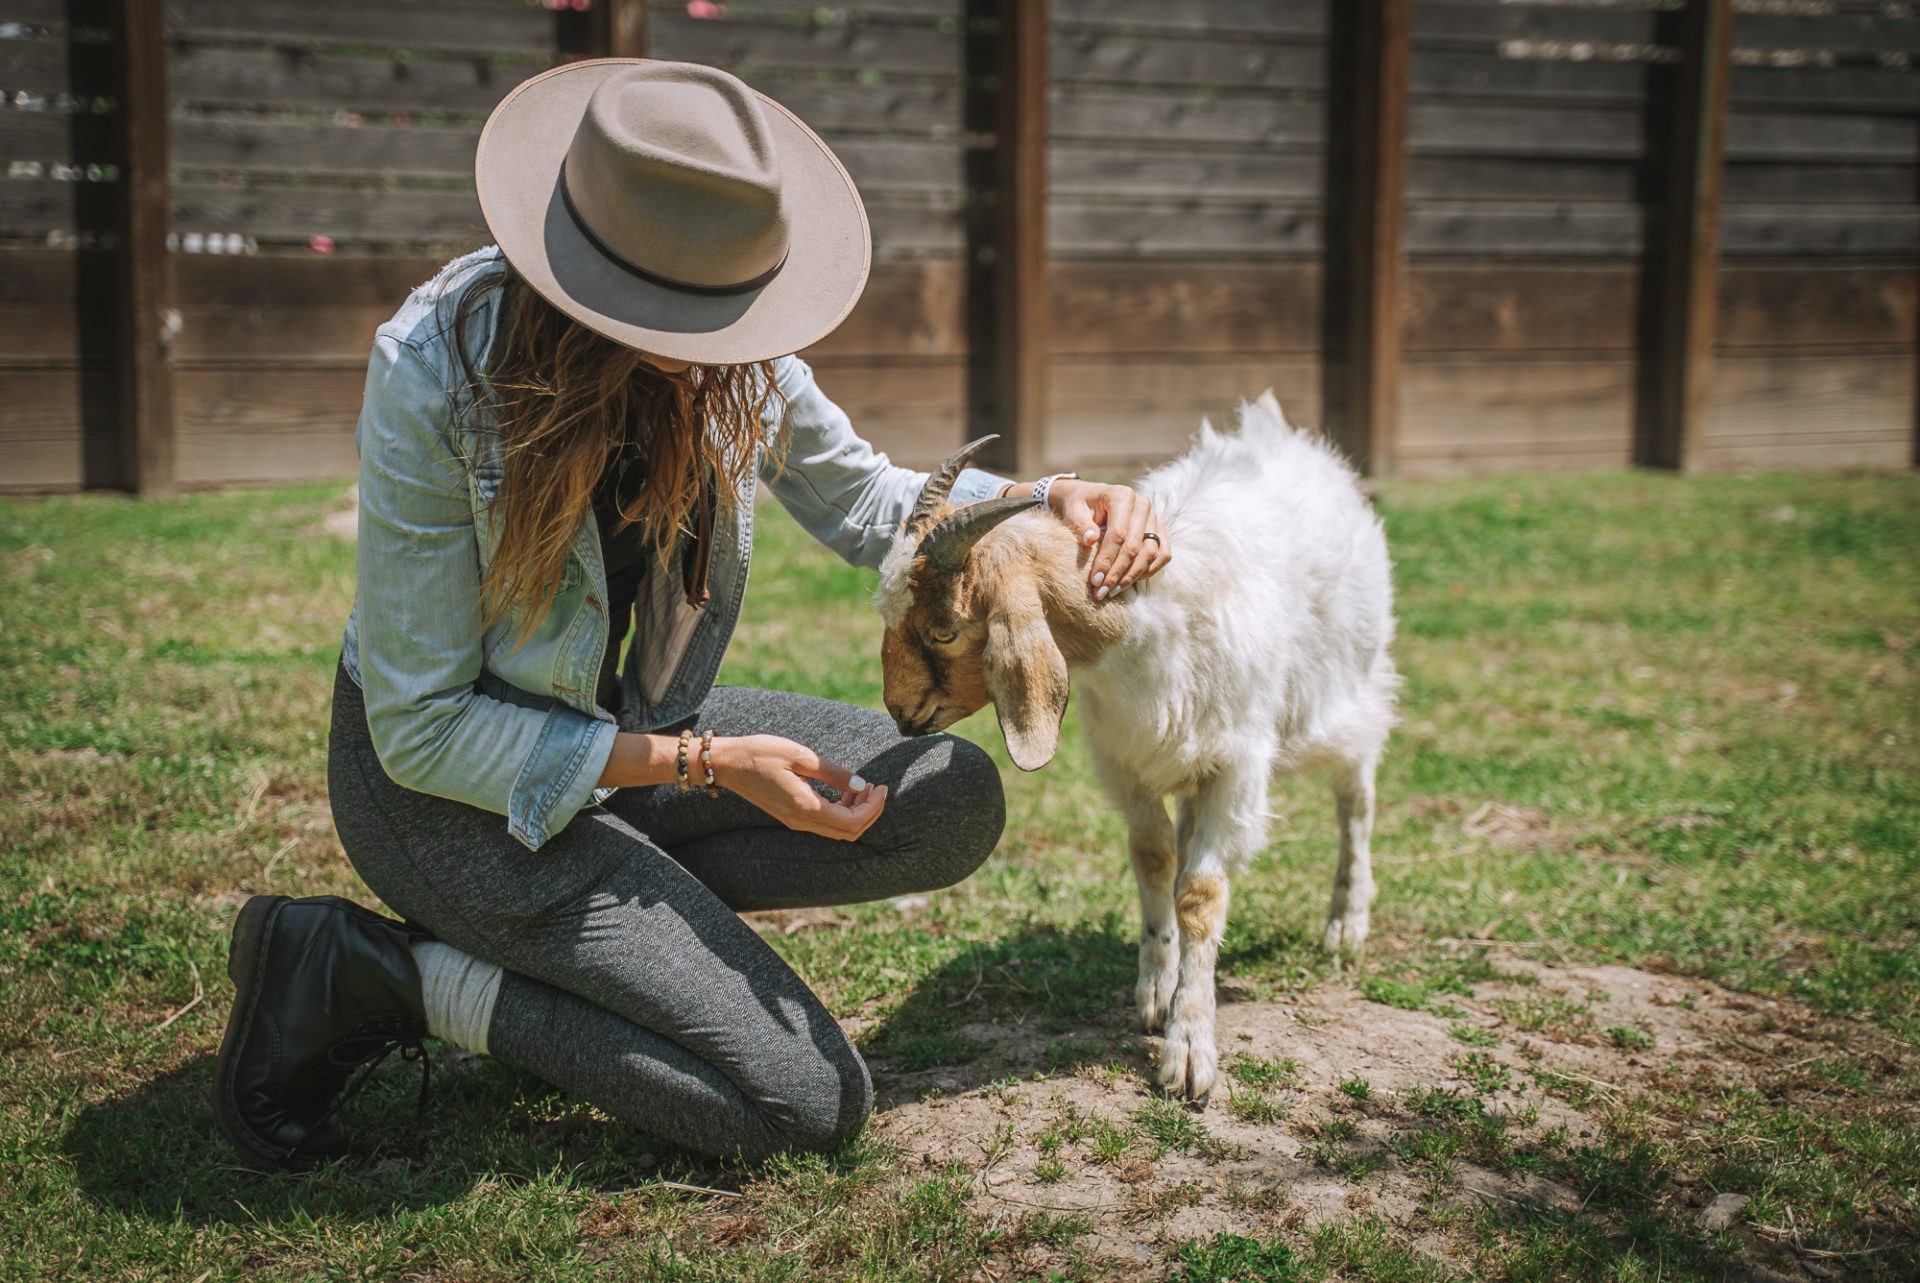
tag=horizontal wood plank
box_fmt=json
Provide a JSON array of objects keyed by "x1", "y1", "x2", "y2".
[
  {"x1": 735, "y1": 75, "x2": 963, "y2": 137},
  {"x1": 1726, "y1": 63, "x2": 1920, "y2": 114},
  {"x1": 173, "y1": 116, "x2": 482, "y2": 179},
  {"x1": 0, "y1": 365, "x2": 117, "y2": 491},
  {"x1": 1050, "y1": 88, "x2": 1324, "y2": 147},
  {"x1": 1048, "y1": 261, "x2": 1322, "y2": 356},
  {"x1": 1051, "y1": 0, "x2": 1326, "y2": 41},
  {"x1": 174, "y1": 365, "x2": 363, "y2": 485},
  {"x1": 1051, "y1": 145, "x2": 1325, "y2": 200},
  {"x1": 1702, "y1": 353, "x2": 1916, "y2": 471},
  {"x1": 165, "y1": 180, "x2": 956, "y2": 254},
  {"x1": 1716, "y1": 262, "x2": 1916, "y2": 349},
  {"x1": 1407, "y1": 154, "x2": 1917, "y2": 205},
  {"x1": 1723, "y1": 207, "x2": 1920, "y2": 257},
  {"x1": 0, "y1": 34, "x2": 75, "y2": 97},
  {"x1": 1398, "y1": 356, "x2": 1636, "y2": 472},
  {"x1": 165, "y1": 357, "x2": 973, "y2": 480},
  {"x1": 1049, "y1": 31, "x2": 1326, "y2": 91},
  {"x1": 1735, "y1": 10, "x2": 1920, "y2": 60},
  {"x1": 1045, "y1": 32, "x2": 1918, "y2": 113},
  {"x1": 1725, "y1": 109, "x2": 1920, "y2": 164},
  {"x1": 806, "y1": 260, "x2": 965, "y2": 359},
  {"x1": 168, "y1": 116, "x2": 964, "y2": 195},
  {"x1": 1039, "y1": 260, "x2": 1917, "y2": 356},
  {"x1": 167, "y1": 0, "x2": 559, "y2": 58},
  {"x1": 171, "y1": 181, "x2": 487, "y2": 244},
  {"x1": 1414, "y1": 1, "x2": 1663, "y2": 49},
  {"x1": 648, "y1": 11, "x2": 960, "y2": 76},
  {"x1": 162, "y1": 254, "x2": 967, "y2": 361},
  {"x1": 1411, "y1": 102, "x2": 1644, "y2": 158},
  {"x1": 1, "y1": 109, "x2": 118, "y2": 171},
  {"x1": 801, "y1": 358, "x2": 965, "y2": 466},
  {"x1": 169, "y1": 46, "x2": 548, "y2": 116},
  {"x1": 647, "y1": 1, "x2": 963, "y2": 18},
  {"x1": 1050, "y1": 198, "x2": 1322, "y2": 256},
  {"x1": 1045, "y1": 355, "x2": 1324, "y2": 473}
]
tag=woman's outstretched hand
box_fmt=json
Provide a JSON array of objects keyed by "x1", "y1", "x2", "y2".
[
  {"x1": 1045, "y1": 478, "x2": 1173, "y2": 598},
  {"x1": 712, "y1": 734, "x2": 887, "y2": 840}
]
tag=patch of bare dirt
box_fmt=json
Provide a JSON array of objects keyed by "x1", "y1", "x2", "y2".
[
  {"x1": 865, "y1": 957, "x2": 1914, "y2": 1280},
  {"x1": 321, "y1": 485, "x2": 359, "y2": 539}
]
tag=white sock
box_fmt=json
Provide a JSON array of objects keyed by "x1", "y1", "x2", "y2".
[{"x1": 411, "y1": 940, "x2": 503, "y2": 1056}]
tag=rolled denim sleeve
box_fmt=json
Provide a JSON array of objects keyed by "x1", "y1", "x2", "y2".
[
  {"x1": 353, "y1": 332, "x2": 617, "y2": 850},
  {"x1": 759, "y1": 355, "x2": 1009, "y2": 571}
]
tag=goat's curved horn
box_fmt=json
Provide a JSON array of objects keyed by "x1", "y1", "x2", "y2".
[
  {"x1": 905, "y1": 435, "x2": 1000, "y2": 536},
  {"x1": 919, "y1": 494, "x2": 1040, "y2": 571}
]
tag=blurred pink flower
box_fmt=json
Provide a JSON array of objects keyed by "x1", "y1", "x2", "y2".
[
  {"x1": 342, "y1": 111, "x2": 363, "y2": 127},
  {"x1": 309, "y1": 235, "x2": 336, "y2": 254},
  {"x1": 392, "y1": 111, "x2": 413, "y2": 128},
  {"x1": 687, "y1": 1, "x2": 726, "y2": 19}
]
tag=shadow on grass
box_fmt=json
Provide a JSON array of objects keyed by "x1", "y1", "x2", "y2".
[
  {"x1": 860, "y1": 917, "x2": 1340, "y2": 1110},
  {"x1": 861, "y1": 919, "x2": 1138, "y2": 1107},
  {"x1": 62, "y1": 1050, "x2": 671, "y2": 1226}
]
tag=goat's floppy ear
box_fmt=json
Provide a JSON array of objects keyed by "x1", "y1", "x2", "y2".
[{"x1": 983, "y1": 583, "x2": 1069, "y2": 771}]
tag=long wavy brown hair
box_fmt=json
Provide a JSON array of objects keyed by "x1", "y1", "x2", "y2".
[{"x1": 452, "y1": 265, "x2": 783, "y2": 644}]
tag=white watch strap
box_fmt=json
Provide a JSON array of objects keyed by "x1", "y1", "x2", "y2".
[{"x1": 1031, "y1": 471, "x2": 1077, "y2": 512}]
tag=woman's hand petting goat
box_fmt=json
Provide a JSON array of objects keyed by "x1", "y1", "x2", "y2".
[{"x1": 1001, "y1": 476, "x2": 1174, "y2": 598}]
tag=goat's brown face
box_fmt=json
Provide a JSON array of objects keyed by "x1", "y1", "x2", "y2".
[{"x1": 881, "y1": 581, "x2": 990, "y2": 736}]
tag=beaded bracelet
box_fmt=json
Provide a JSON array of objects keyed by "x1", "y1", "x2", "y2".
[
  {"x1": 676, "y1": 727, "x2": 694, "y2": 791},
  {"x1": 699, "y1": 728, "x2": 719, "y2": 797}
]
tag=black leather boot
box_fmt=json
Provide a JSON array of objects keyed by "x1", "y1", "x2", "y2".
[{"x1": 213, "y1": 894, "x2": 430, "y2": 1170}]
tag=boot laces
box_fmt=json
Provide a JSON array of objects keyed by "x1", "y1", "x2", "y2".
[{"x1": 284, "y1": 1019, "x2": 431, "y2": 1163}]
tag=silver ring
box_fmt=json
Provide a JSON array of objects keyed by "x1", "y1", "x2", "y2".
[{"x1": 1143, "y1": 532, "x2": 1161, "y2": 544}]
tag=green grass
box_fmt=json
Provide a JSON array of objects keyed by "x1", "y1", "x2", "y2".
[{"x1": 4, "y1": 468, "x2": 1919, "y2": 1278}]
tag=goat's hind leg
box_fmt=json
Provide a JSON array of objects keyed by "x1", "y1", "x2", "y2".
[
  {"x1": 1124, "y1": 791, "x2": 1179, "y2": 1033},
  {"x1": 1321, "y1": 750, "x2": 1379, "y2": 959}
]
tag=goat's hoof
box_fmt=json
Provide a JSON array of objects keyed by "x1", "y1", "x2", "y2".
[
  {"x1": 1321, "y1": 912, "x2": 1370, "y2": 959},
  {"x1": 1156, "y1": 1022, "x2": 1219, "y2": 1103},
  {"x1": 1135, "y1": 977, "x2": 1176, "y2": 1034}
]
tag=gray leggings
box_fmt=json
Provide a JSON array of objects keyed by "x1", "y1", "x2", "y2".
[{"x1": 326, "y1": 666, "x2": 1003, "y2": 1162}]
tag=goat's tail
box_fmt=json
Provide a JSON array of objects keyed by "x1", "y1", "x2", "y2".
[{"x1": 1221, "y1": 387, "x2": 1324, "y2": 445}]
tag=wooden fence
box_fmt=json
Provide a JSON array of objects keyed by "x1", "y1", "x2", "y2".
[{"x1": 1, "y1": 0, "x2": 1914, "y2": 493}]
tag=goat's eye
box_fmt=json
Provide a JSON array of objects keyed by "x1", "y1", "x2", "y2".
[{"x1": 931, "y1": 627, "x2": 958, "y2": 645}]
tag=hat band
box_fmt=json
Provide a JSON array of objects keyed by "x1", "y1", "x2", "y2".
[{"x1": 560, "y1": 162, "x2": 788, "y2": 298}]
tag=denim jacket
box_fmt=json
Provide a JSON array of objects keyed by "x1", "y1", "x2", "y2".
[{"x1": 341, "y1": 248, "x2": 1008, "y2": 850}]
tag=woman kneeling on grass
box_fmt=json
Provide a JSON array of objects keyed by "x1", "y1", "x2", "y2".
[{"x1": 211, "y1": 60, "x2": 1173, "y2": 1168}]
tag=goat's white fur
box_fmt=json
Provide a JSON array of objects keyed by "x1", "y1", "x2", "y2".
[{"x1": 880, "y1": 392, "x2": 1397, "y2": 1103}]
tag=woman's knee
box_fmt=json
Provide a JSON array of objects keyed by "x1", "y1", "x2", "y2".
[
  {"x1": 767, "y1": 1038, "x2": 873, "y2": 1156},
  {"x1": 904, "y1": 732, "x2": 1004, "y2": 886}
]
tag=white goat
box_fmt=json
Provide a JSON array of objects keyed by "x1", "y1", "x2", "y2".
[{"x1": 875, "y1": 394, "x2": 1397, "y2": 1102}]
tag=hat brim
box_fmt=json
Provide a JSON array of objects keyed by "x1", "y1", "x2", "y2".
[{"x1": 475, "y1": 59, "x2": 871, "y2": 366}]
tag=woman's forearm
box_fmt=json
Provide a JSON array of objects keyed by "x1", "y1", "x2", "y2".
[{"x1": 596, "y1": 731, "x2": 690, "y2": 789}]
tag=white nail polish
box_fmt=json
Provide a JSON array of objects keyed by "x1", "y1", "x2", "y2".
[
  {"x1": 849, "y1": 774, "x2": 868, "y2": 792},
  {"x1": 1084, "y1": 528, "x2": 1099, "y2": 544},
  {"x1": 1092, "y1": 571, "x2": 1106, "y2": 587},
  {"x1": 1096, "y1": 585, "x2": 1109, "y2": 600}
]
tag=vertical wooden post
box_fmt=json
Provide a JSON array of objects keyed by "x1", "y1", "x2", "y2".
[
  {"x1": 1641, "y1": 0, "x2": 1732, "y2": 471},
  {"x1": 965, "y1": 0, "x2": 1048, "y2": 477},
  {"x1": 588, "y1": 0, "x2": 648, "y2": 58},
  {"x1": 112, "y1": 0, "x2": 176, "y2": 494},
  {"x1": 1322, "y1": 0, "x2": 1409, "y2": 478}
]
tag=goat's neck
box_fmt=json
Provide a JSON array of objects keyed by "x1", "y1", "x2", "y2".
[{"x1": 975, "y1": 515, "x2": 1130, "y2": 668}]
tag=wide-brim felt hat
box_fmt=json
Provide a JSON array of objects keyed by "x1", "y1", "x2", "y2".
[{"x1": 475, "y1": 59, "x2": 871, "y2": 366}]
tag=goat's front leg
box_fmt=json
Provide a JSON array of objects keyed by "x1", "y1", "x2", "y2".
[
  {"x1": 1123, "y1": 792, "x2": 1178, "y2": 1033},
  {"x1": 1158, "y1": 767, "x2": 1266, "y2": 1104},
  {"x1": 1321, "y1": 750, "x2": 1379, "y2": 959}
]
